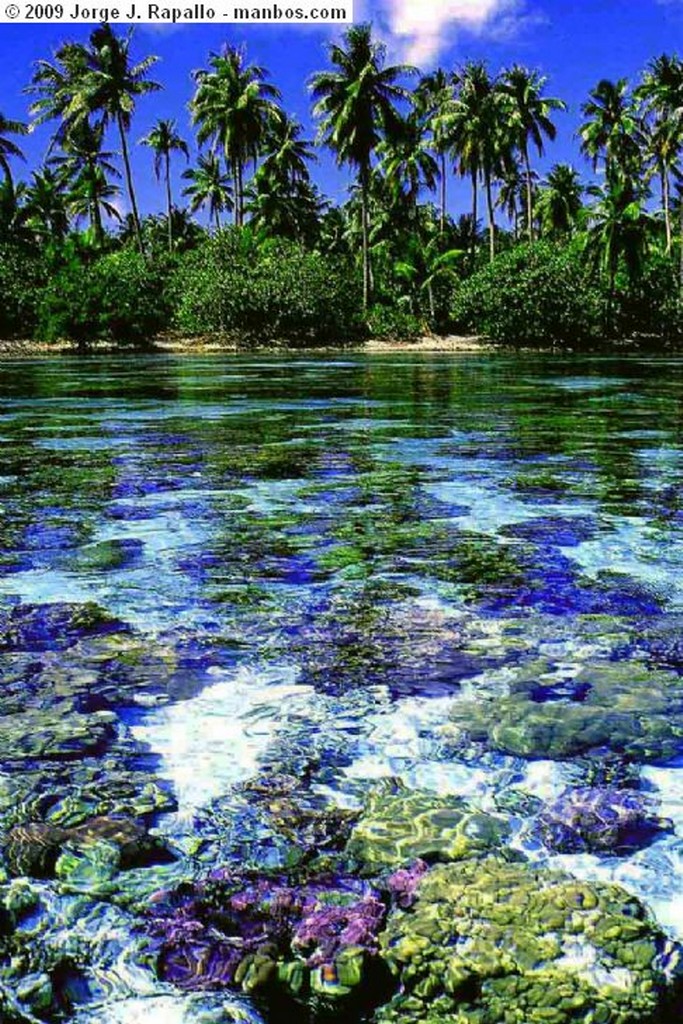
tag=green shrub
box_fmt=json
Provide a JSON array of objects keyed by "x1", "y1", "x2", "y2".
[
  {"x1": 0, "y1": 244, "x2": 46, "y2": 338},
  {"x1": 451, "y1": 240, "x2": 606, "y2": 347},
  {"x1": 173, "y1": 230, "x2": 365, "y2": 345},
  {"x1": 37, "y1": 248, "x2": 172, "y2": 344},
  {"x1": 366, "y1": 304, "x2": 425, "y2": 340}
]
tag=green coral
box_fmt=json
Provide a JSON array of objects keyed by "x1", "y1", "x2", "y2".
[
  {"x1": 346, "y1": 784, "x2": 509, "y2": 873},
  {"x1": 446, "y1": 658, "x2": 683, "y2": 762},
  {"x1": 375, "y1": 858, "x2": 675, "y2": 1024}
]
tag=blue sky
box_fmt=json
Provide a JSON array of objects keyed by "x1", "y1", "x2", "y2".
[{"x1": 2, "y1": 0, "x2": 683, "y2": 222}]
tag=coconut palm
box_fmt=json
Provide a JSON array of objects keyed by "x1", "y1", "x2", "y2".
[
  {"x1": 191, "y1": 46, "x2": 281, "y2": 227},
  {"x1": 49, "y1": 120, "x2": 120, "y2": 246},
  {"x1": 140, "y1": 118, "x2": 189, "y2": 251},
  {"x1": 27, "y1": 41, "x2": 91, "y2": 146},
  {"x1": 246, "y1": 175, "x2": 326, "y2": 244},
  {"x1": 500, "y1": 65, "x2": 566, "y2": 241},
  {"x1": 0, "y1": 113, "x2": 28, "y2": 184},
  {"x1": 586, "y1": 173, "x2": 653, "y2": 326},
  {"x1": 68, "y1": 164, "x2": 122, "y2": 238},
  {"x1": 496, "y1": 160, "x2": 527, "y2": 239},
  {"x1": 310, "y1": 23, "x2": 415, "y2": 308},
  {"x1": 29, "y1": 29, "x2": 159, "y2": 252},
  {"x1": 378, "y1": 111, "x2": 439, "y2": 207},
  {"x1": 579, "y1": 79, "x2": 643, "y2": 179},
  {"x1": 81, "y1": 26, "x2": 160, "y2": 254},
  {"x1": 182, "y1": 153, "x2": 233, "y2": 231},
  {"x1": 535, "y1": 163, "x2": 584, "y2": 237},
  {"x1": 24, "y1": 167, "x2": 70, "y2": 242},
  {"x1": 446, "y1": 61, "x2": 510, "y2": 263},
  {"x1": 259, "y1": 114, "x2": 316, "y2": 186},
  {"x1": 415, "y1": 69, "x2": 456, "y2": 232},
  {"x1": 636, "y1": 55, "x2": 683, "y2": 252}
]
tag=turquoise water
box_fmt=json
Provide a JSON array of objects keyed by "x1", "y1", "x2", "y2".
[{"x1": 2, "y1": 354, "x2": 683, "y2": 1022}]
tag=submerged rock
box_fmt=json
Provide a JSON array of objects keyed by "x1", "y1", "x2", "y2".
[
  {"x1": 375, "y1": 857, "x2": 682, "y2": 1024},
  {"x1": 446, "y1": 658, "x2": 683, "y2": 762},
  {"x1": 538, "y1": 787, "x2": 673, "y2": 855},
  {"x1": 346, "y1": 783, "x2": 510, "y2": 873},
  {"x1": 3, "y1": 816, "x2": 171, "y2": 879}
]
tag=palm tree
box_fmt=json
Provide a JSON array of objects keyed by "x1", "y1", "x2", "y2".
[
  {"x1": 586, "y1": 173, "x2": 652, "y2": 326},
  {"x1": 81, "y1": 26, "x2": 160, "y2": 254},
  {"x1": 259, "y1": 113, "x2": 316, "y2": 185},
  {"x1": 30, "y1": 29, "x2": 159, "y2": 253},
  {"x1": 49, "y1": 120, "x2": 120, "y2": 246},
  {"x1": 191, "y1": 46, "x2": 281, "y2": 228},
  {"x1": 24, "y1": 167, "x2": 69, "y2": 242},
  {"x1": 501, "y1": 65, "x2": 566, "y2": 241},
  {"x1": 415, "y1": 69, "x2": 455, "y2": 233},
  {"x1": 182, "y1": 153, "x2": 233, "y2": 231},
  {"x1": 247, "y1": 175, "x2": 326, "y2": 244},
  {"x1": 68, "y1": 164, "x2": 122, "y2": 238},
  {"x1": 140, "y1": 118, "x2": 189, "y2": 252},
  {"x1": 535, "y1": 163, "x2": 583, "y2": 237},
  {"x1": 636, "y1": 55, "x2": 683, "y2": 253},
  {"x1": 378, "y1": 111, "x2": 439, "y2": 207},
  {"x1": 579, "y1": 78, "x2": 643, "y2": 180},
  {"x1": 0, "y1": 178, "x2": 31, "y2": 244},
  {"x1": 0, "y1": 113, "x2": 28, "y2": 184},
  {"x1": 310, "y1": 23, "x2": 415, "y2": 308},
  {"x1": 496, "y1": 160, "x2": 526, "y2": 239},
  {"x1": 446, "y1": 61, "x2": 510, "y2": 263}
]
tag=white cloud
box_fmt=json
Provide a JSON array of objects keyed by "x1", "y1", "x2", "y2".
[{"x1": 369, "y1": 0, "x2": 529, "y2": 65}]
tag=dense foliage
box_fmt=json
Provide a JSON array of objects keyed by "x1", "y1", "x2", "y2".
[
  {"x1": 1, "y1": 24, "x2": 683, "y2": 347},
  {"x1": 172, "y1": 231, "x2": 364, "y2": 344},
  {"x1": 451, "y1": 241, "x2": 606, "y2": 347}
]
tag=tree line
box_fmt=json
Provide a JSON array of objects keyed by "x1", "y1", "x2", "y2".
[{"x1": 1, "y1": 23, "x2": 683, "y2": 346}]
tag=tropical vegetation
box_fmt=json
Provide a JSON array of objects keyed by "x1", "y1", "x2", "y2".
[{"x1": 2, "y1": 24, "x2": 683, "y2": 347}]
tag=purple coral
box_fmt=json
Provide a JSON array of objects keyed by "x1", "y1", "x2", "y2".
[
  {"x1": 292, "y1": 897, "x2": 386, "y2": 967},
  {"x1": 387, "y1": 860, "x2": 429, "y2": 909}
]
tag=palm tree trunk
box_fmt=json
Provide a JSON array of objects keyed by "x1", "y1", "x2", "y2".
[
  {"x1": 165, "y1": 151, "x2": 173, "y2": 253},
  {"x1": 485, "y1": 171, "x2": 495, "y2": 263},
  {"x1": 215, "y1": 206, "x2": 221, "y2": 233},
  {"x1": 360, "y1": 166, "x2": 371, "y2": 310},
  {"x1": 523, "y1": 146, "x2": 534, "y2": 242},
  {"x1": 662, "y1": 166, "x2": 671, "y2": 254},
  {"x1": 237, "y1": 160, "x2": 245, "y2": 227},
  {"x1": 440, "y1": 152, "x2": 447, "y2": 234},
  {"x1": 232, "y1": 166, "x2": 240, "y2": 226},
  {"x1": 117, "y1": 113, "x2": 144, "y2": 255},
  {"x1": 471, "y1": 169, "x2": 478, "y2": 268}
]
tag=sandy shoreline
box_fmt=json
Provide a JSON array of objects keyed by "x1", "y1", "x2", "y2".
[{"x1": 0, "y1": 334, "x2": 489, "y2": 358}]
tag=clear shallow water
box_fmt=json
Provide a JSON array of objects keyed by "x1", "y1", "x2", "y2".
[{"x1": 2, "y1": 353, "x2": 683, "y2": 1021}]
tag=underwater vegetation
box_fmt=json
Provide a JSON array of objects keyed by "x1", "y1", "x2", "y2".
[{"x1": 1, "y1": 355, "x2": 683, "y2": 1024}]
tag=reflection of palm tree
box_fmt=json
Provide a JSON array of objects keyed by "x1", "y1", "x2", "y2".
[
  {"x1": 310, "y1": 23, "x2": 414, "y2": 308},
  {"x1": 140, "y1": 118, "x2": 189, "y2": 251},
  {"x1": 0, "y1": 113, "x2": 28, "y2": 184},
  {"x1": 191, "y1": 46, "x2": 281, "y2": 227},
  {"x1": 535, "y1": 163, "x2": 583, "y2": 237},
  {"x1": 501, "y1": 65, "x2": 566, "y2": 241},
  {"x1": 182, "y1": 153, "x2": 233, "y2": 231}
]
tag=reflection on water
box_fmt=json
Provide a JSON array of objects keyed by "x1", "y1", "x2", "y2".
[{"x1": 2, "y1": 353, "x2": 683, "y2": 1021}]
